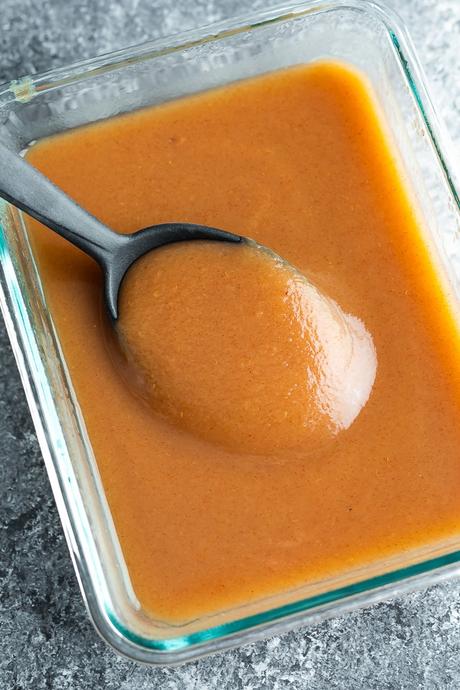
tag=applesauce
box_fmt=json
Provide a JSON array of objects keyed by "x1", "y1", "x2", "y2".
[{"x1": 25, "y1": 62, "x2": 460, "y2": 622}]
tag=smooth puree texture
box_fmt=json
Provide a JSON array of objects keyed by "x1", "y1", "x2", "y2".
[
  {"x1": 26, "y1": 62, "x2": 460, "y2": 622},
  {"x1": 118, "y1": 240, "x2": 377, "y2": 454}
]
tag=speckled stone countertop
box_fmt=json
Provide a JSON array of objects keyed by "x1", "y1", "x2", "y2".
[{"x1": 1, "y1": 0, "x2": 460, "y2": 688}]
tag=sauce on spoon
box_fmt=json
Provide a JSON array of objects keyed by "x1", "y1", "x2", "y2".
[{"x1": 118, "y1": 240, "x2": 376, "y2": 454}]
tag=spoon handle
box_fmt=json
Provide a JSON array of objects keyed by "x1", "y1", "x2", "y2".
[{"x1": 0, "y1": 141, "x2": 125, "y2": 265}]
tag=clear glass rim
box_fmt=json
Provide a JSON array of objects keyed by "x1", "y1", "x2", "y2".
[{"x1": 0, "y1": 0, "x2": 459, "y2": 665}]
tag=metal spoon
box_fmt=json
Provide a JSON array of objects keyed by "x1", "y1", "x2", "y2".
[{"x1": 0, "y1": 142, "x2": 243, "y2": 319}]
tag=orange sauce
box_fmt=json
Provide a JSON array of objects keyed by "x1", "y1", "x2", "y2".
[{"x1": 26, "y1": 62, "x2": 460, "y2": 622}]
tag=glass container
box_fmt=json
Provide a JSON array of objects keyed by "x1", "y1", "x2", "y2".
[{"x1": 0, "y1": 0, "x2": 459, "y2": 665}]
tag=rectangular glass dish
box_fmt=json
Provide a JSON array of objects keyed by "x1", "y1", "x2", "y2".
[{"x1": 1, "y1": 0, "x2": 460, "y2": 665}]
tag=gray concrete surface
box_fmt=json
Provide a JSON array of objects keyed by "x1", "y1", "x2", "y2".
[{"x1": 0, "y1": 0, "x2": 460, "y2": 688}]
